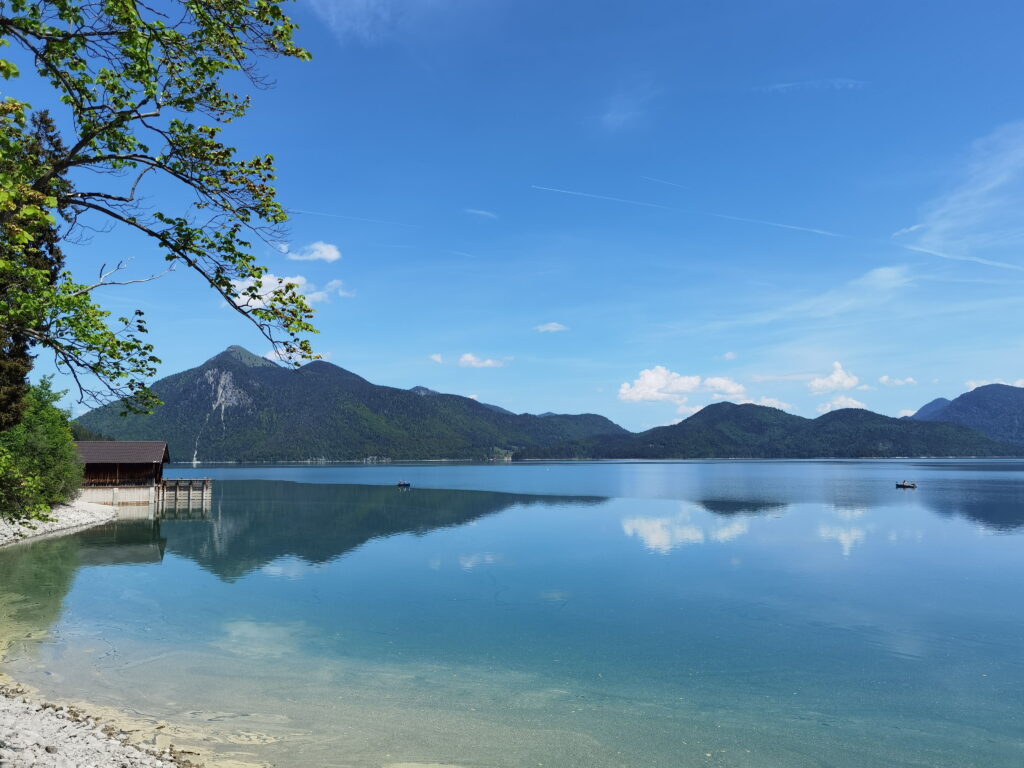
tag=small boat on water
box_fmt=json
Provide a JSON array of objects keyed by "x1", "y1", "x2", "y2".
[
  {"x1": 397, "y1": 481, "x2": 411, "y2": 488},
  {"x1": 896, "y1": 481, "x2": 917, "y2": 489}
]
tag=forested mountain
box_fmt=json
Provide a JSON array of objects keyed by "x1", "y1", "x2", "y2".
[
  {"x1": 74, "y1": 346, "x2": 627, "y2": 461},
  {"x1": 518, "y1": 402, "x2": 1022, "y2": 459},
  {"x1": 913, "y1": 397, "x2": 952, "y2": 421},
  {"x1": 911, "y1": 383, "x2": 1024, "y2": 444}
]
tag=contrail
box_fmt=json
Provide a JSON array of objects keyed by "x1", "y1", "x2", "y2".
[
  {"x1": 533, "y1": 184, "x2": 843, "y2": 237},
  {"x1": 704, "y1": 211, "x2": 843, "y2": 238},
  {"x1": 287, "y1": 209, "x2": 418, "y2": 227},
  {"x1": 641, "y1": 175, "x2": 690, "y2": 190},
  {"x1": 530, "y1": 185, "x2": 673, "y2": 210}
]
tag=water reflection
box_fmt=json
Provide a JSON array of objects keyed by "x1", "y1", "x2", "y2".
[{"x1": 162, "y1": 481, "x2": 606, "y2": 581}]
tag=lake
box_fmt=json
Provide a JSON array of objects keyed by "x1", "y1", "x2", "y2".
[{"x1": 2, "y1": 460, "x2": 1023, "y2": 767}]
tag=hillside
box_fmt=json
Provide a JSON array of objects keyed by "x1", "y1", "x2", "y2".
[
  {"x1": 74, "y1": 346, "x2": 628, "y2": 461},
  {"x1": 519, "y1": 402, "x2": 1022, "y2": 459},
  {"x1": 912, "y1": 384, "x2": 1024, "y2": 444}
]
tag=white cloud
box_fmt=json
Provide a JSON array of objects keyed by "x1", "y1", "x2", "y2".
[
  {"x1": 703, "y1": 376, "x2": 746, "y2": 397},
  {"x1": 467, "y1": 394, "x2": 479, "y2": 400},
  {"x1": 622, "y1": 517, "x2": 705, "y2": 553},
  {"x1": 879, "y1": 375, "x2": 917, "y2": 386},
  {"x1": 819, "y1": 526, "x2": 866, "y2": 557},
  {"x1": 429, "y1": 353, "x2": 443, "y2": 364},
  {"x1": 740, "y1": 396, "x2": 793, "y2": 411},
  {"x1": 809, "y1": 361, "x2": 859, "y2": 394},
  {"x1": 535, "y1": 322, "x2": 568, "y2": 333},
  {"x1": 817, "y1": 394, "x2": 867, "y2": 413},
  {"x1": 619, "y1": 366, "x2": 701, "y2": 404},
  {"x1": 721, "y1": 351, "x2": 737, "y2": 361},
  {"x1": 464, "y1": 208, "x2": 497, "y2": 219},
  {"x1": 230, "y1": 273, "x2": 351, "y2": 308},
  {"x1": 619, "y1": 367, "x2": 757, "y2": 414},
  {"x1": 459, "y1": 353, "x2": 503, "y2": 368},
  {"x1": 459, "y1": 553, "x2": 499, "y2": 570},
  {"x1": 898, "y1": 409, "x2": 916, "y2": 417},
  {"x1": 893, "y1": 121, "x2": 1024, "y2": 272},
  {"x1": 711, "y1": 520, "x2": 749, "y2": 543},
  {"x1": 285, "y1": 241, "x2": 342, "y2": 263}
]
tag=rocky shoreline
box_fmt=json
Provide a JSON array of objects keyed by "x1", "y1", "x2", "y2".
[
  {"x1": 0, "y1": 499, "x2": 201, "y2": 767},
  {"x1": 0, "y1": 682, "x2": 193, "y2": 768},
  {"x1": 0, "y1": 498, "x2": 117, "y2": 550}
]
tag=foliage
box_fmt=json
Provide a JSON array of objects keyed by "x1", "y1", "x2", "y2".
[
  {"x1": 912, "y1": 383, "x2": 1024, "y2": 444},
  {"x1": 0, "y1": 0, "x2": 316, "y2": 413},
  {"x1": 74, "y1": 346, "x2": 628, "y2": 461},
  {"x1": 0, "y1": 378, "x2": 82, "y2": 520}
]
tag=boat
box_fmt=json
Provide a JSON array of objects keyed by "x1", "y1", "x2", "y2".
[
  {"x1": 896, "y1": 481, "x2": 917, "y2": 489},
  {"x1": 396, "y1": 481, "x2": 411, "y2": 488}
]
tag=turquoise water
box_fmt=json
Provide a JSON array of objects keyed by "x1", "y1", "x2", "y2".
[{"x1": 2, "y1": 461, "x2": 1023, "y2": 767}]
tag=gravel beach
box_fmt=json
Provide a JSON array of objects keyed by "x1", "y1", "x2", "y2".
[
  {"x1": 0, "y1": 499, "x2": 198, "y2": 767},
  {"x1": 0, "y1": 684, "x2": 189, "y2": 768},
  {"x1": 0, "y1": 499, "x2": 116, "y2": 550}
]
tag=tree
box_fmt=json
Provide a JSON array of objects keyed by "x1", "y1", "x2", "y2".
[
  {"x1": 0, "y1": 0, "x2": 317, "y2": 414},
  {"x1": 0, "y1": 378, "x2": 82, "y2": 520}
]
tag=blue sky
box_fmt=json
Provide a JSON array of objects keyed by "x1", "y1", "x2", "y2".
[{"x1": 22, "y1": 0, "x2": 1024, "y2": 430}]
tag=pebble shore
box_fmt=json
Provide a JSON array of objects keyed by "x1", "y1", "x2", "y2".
[
  {"x1": 0, "y1": 499, "x2": 116, "y2": 550},
  {"x1": 0, "y1": 500, "x2": 198, "y2": 767}
]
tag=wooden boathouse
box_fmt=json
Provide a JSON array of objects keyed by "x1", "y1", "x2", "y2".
[
  {"x1": 75, "y1": 441, "x2": 170, "y2": 486},
  {"x1": 74, "y1": 442, "x2": 212, "y2": 510}
]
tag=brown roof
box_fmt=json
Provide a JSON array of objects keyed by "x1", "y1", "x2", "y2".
[{"x1": 75, "y1": 441, "x2": 170, "y2": 464}]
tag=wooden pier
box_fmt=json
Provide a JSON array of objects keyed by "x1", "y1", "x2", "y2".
[{"x1": 161, "y1": 478, "x2": 213, "y2": 508}]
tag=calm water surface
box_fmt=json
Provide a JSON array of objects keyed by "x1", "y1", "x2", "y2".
[{"x1": 1, "y1": 460, "x2": 1023, "y2": 767}]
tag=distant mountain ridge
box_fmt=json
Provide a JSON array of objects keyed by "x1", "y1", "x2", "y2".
[
  {"x1": 912, "y1": 383, "x2": 1024, "y2": 444},
  {"x1": 75, "y1": 348, "x2": 1024, "y2": 461},
  {"x1": 519, "y1": 402, "x2": 1021, "y2": 459},
  {"x1": 75, "y1": 346, "x2": 627, "y2": 461}
]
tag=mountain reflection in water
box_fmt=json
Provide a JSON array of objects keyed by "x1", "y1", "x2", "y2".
[{"x1": 161, "y1": 481, "x2": 607, "y2": 581}]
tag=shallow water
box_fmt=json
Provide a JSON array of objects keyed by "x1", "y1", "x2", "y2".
[{"x1": 2, "y1": 461, "x2": 1023, "y2": 767}]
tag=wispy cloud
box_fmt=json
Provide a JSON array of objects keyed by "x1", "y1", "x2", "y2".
[
  {"x1": 879, "y1": 375, "x2": 917, "y2": 386},
  {"x1": 284, "y1": 241, "x2": 342, "y2": 263},
  {"x1": 760, "y1": 78, "x2": 866, "y2": 94},
  {"x1": 305, "y1": 0, "x2": 454, "y2": 42},
  {"x1": 535, "y1": 322, "x2": 568, "y2": 333},
  {"x1": 601, "y1": 85, "x2": 659, "y2": 132},
  {"x1": 703, "y1": 266, "x2": 914, "y2": 332},
  {"x1": 459, "y1": 353, "x2": 503, "y2": 368},
  {"x1": 892, "y1": 121, "x2": 1024, "y2": 272},
  {"x1": 429, "y1": 353, "x2": 443, "y2": 364},
  {"x1": 965, "y1": 378, "x2": 1024, "y2": 390},
  {"x1": 464, "y1": 208, "x2": 498, "y2": 219}
]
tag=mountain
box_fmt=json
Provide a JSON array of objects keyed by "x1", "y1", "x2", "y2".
[
  {"x1": 913, "y1": 397, "x2": 952, "y2": 420},
  {"x1": 912, "y1": 384, "x2": 1024, "y2": 444},
  {"x1": 410, "y1": 384, "x2": 514, "y2": 415},
  {"x1": 74, "y1": 346, "x2": 627, "y2": 461},
  {"x1": 519, "y1": 402, "x2": 1022, "y2": 459}
]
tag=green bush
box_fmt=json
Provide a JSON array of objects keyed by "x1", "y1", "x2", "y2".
[{"x1": 0, "y1": 379, "x2": 83, "y2": 521}]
